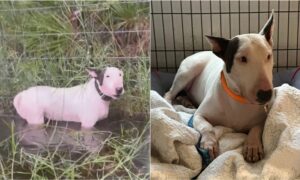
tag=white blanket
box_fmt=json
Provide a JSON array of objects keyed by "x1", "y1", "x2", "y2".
[{"x1": 151, "y1": 84, "x2": 300, "y2": 180}]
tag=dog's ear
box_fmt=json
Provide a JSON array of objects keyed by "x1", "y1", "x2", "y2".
[
  {"x1": 259, "y1": 10, "x2": 274, "y2": 45},
  {"x1": 206, "y1": 35, "x2": 240, "y2": 73},
  {"x1": 205, "y1": 35, "x2": 229, "y2": 59},
  {"x1": 86, "y1": 68, "x2": 98, "y2": 78}
]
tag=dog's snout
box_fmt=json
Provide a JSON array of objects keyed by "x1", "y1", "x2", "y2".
[
  {"x1": 116, "y1": 87, "x2": 123, "y2": 94},
  {"x1": 256, "y1": 89, "x2": 272, "y2": 103}
]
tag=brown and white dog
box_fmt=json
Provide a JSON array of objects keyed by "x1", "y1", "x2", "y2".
[{"x1": 165, "y1": 11, "x2": 275, "y2": 162}]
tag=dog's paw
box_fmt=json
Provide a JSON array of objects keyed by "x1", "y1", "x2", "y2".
[
  {"x1": 164, "y1": 92, "x2": 173, "y2": 104},
  {"x1": 200, "y1": 131, "x2": 219, "y2": 160},
  {"x1": 174, "y1": 96, "x2": 195, "y2": 108},
  {"x1": 242, "y1": 137, "x2": 264, "y2": 162}
]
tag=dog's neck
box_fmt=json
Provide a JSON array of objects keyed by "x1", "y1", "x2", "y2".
[
  {"x1": 221, "y1": 71, "x2": 273, "y2": 111},
  {"x1": 221, "y1": 70, "x2": 249, "y2": 104},
  {"x1": 94, "y1": 79, "x2": 113, "y2": 101}
]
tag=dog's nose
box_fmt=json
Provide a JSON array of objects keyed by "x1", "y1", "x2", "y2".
[
  {"x1": 116, "y1": 87, "x2": 123, "y2": 94},
  {"x1": 256, "y1": 89, "x2": 272, "y2": 103}
]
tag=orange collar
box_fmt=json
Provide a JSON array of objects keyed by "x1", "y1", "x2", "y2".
[{"x1": 220, "y1": 72, "x2": 249, "y2": 104}]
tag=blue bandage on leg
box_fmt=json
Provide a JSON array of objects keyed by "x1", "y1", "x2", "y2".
[
  {"x1": 188, "y1": 115, "x2": 194, "y2": 128},
  {"x1": 196, "y1": 139, "x2": 212, "y2": 167},
  {"x1": 187, "y1": 114, "x2": 212, "y2": 167}
]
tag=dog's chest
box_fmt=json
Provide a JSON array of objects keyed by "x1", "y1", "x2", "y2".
[
  {"x1": 221, "y1": 100, "x2": 267, "y2": 132},
  {"x1": 188, "y1": 57, "x2": 267, "y2": 132},
  {"x1": 198, "y1": 100, "x2": 267, "y2": 133},
  {"x1": 201, "y1": 88, "x2": 267, "y2": 133}
]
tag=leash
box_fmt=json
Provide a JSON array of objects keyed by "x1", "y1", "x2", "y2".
[
  {"x1": 188, "y1": 115, "x2": 212, "y2": 168},
  {"x1": 94, "y1": 79, "x2": 113, "y2": 101}
]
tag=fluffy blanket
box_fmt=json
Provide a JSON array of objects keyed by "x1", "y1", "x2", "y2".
[{"x1": 151, "y1": 84, "x2": 300, "y2": 180}]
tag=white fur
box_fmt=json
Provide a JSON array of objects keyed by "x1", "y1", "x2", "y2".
[
  {"x1": 13, "y1": 67, "x2": 124, "y2": 128},
  {"x1": 165, "y1": 13, "x2": 275, "y2": 162}
]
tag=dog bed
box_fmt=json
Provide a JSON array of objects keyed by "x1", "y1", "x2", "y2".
[
  {"x1": 151, "y1": 68, "x2": 300, "y2": 96},
  {"x1": 273, "y1": 68, "x2": 300, "y2": 89},
  {"x1": 151, "y1": 84, "x2": 300, "y2": 179}
]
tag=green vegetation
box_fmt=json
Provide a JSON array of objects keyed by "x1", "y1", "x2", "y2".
[
  {"x1": 0, "y1": 1, "x2": 149, "y2": 179},
  {"x1": 0, "y1": 120, "x2": 149, "y2": 179}
]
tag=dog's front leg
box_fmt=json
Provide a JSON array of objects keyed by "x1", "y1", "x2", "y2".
[
  {"x1": 193, "y1": 113, "x2": 219, "y2": 160},
  {"x1": 242, "y1": 123, "x2": 264, "y2": 162}
]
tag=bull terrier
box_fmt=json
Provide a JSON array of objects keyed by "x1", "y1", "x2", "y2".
[
  {"x1": 13, "y1": 67, "x2": 124, "y2": 128},
  {"x1": 164, "y1": 11, "x2": 275, "y2": 162}
]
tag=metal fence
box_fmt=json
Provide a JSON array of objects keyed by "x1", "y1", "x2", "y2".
[
  {"x1": 0, "y1": 1, "x2": 150, "y2": 115},
  {"x1": 151, "y1": 0, "x2": 300, "y2": 72}
]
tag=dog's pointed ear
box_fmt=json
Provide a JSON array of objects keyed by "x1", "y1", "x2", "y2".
[
  {"x1": 86, "y1": 68, "x2": 98, "y2": 78},
  {"x1": 206, "y1": 35, "x2": 240, "y2": 73},
  {"x1": 205, "y1": 35, "x2": 229, "y2": 59},
  {"x1": 259, "y1": 9, "x2": 274, "y2": 45}
]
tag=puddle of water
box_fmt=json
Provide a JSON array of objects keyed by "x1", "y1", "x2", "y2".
[
  {"x1": 0, "y1": 107, "x2": 149, "y2": 177},
  {"x1": 15, "y1": 120, "x2": 111, "y2": 154}
]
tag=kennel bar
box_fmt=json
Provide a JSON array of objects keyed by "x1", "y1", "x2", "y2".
[{"x1": 151, "y1": 0, "x2": 300, "y2": 72}]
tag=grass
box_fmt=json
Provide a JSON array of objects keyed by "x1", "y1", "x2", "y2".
[
  {"x1": 0, "y1": 1, "x2": 149, "y2": 179},
  {"x1": 0, "y1": 120, "x2": 149, "y2": 179}
]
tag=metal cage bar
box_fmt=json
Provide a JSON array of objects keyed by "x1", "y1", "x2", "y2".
[{"x1": 151, "y1": 0, "x2": 300, "y2": 72}]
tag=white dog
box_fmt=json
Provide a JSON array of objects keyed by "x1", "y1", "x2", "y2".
[
  {"x1": 13, "y1": 67, "x2": 124, "y2": 128},
  {"x1": 165, "y1": 12, "x2": 275, "y2": 162}
]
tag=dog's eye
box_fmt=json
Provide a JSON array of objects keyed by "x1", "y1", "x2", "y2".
[
  {"x1": 106, "y1": 75, "x2": 110, "y2": 78},
  {"x1": 119, "y1": 74, "x2": 121, "y2": 77},
  {"x1": 267, "y1": 54, "x2": 271, "y2": 60},
  {"x1": 241, "y1": 56, "x2": 247, "y2": 63}
]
